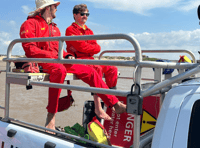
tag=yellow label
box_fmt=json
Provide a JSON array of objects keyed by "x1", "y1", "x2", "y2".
[
  {"x1": 21, "y1": 30, "x2": 28, "y2": 35},
  {"x1": 183, "y1": 55, "x2": 192, "y2": 63},
  {"x1": 87, "y1": 122, "x2": 108, "y2": 145}
]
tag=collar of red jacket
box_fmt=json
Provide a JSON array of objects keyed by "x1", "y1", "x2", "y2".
[
  {"x1": 27, "y1": 14, "x2": 57, "y2": 26},
  {"x1": 72, "y1": 22, "x2": 89, "y2": 31}
]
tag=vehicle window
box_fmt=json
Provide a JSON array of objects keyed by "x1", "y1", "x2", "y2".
[{"x1": 188, "y1": 100, "x2": 200, "y2": 148}]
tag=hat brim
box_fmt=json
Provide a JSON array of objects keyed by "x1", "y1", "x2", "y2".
[{"x1": 29, "y1": 1, "x2": 60, "y2": 16}]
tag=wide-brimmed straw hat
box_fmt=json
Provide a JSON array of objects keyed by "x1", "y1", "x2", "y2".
[{"x1": 29, "y1": 0, "x2": 60, "y2": 16}]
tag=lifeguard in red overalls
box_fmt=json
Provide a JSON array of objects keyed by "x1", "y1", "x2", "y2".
[{"x1": 65, "y1": 4, "x2": 119, "y2": 121}]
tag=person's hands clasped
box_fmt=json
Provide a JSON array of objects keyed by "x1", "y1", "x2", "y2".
[
  {"x1": 65, "y1": 54, "x2": 75, "y2": 59},
  {"x1": 67, "y1": 55, "x2": 75, "y2": 59}
]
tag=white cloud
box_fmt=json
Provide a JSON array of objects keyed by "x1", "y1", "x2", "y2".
[
  {"x1": 0, "y1": 31, "x2": 24, "y2": 55},
  {"x1": 9, "y1": 20, "x2": 16, "y2": 26},
  {"x1": 0, "y1": 20, "x2": 17, "y2": 28},
  {"x1": 77, "y1": 0, "x2": 199, "y2": 15},
  {"x1": 132, "y1": 29, "x2": 200, "y2": 48},
  {"x1": 0, "y1": 32, "x2": 10, "y2": 39},
  {"x1": 22, "y1": 5, "x2": 31, "y2": 15},
  {"x1": 98, "y1": 29, "x2": 200, "y2": 60},
  {"x1": 178, "y1": 0, "x2": 200, "y2": 12},
  {"x1": 0, "y1": 32, "x2": 11, "y2": 53},
  {"x1": 0, "y1": 19, "x2": 24, "y2": 55}
]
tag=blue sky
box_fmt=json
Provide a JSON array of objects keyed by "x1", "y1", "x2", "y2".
[{"x1": 1, "y1": 0, "x2": 200, "y2": 60}]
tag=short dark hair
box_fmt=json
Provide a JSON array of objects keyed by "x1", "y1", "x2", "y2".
[{"x1": 73, "y1": 4, "x2": 89, "y2": 14}]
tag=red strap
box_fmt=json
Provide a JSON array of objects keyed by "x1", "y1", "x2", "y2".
[
  {"x1": 67, "y1": 80, "x2": 72, "y2": 96},
  {"x1": 90, "y1": 116, "x2": 105, "y2": 130},
  {"x1": 178, "y1": 56, "x2": 184, "y2": 63}
]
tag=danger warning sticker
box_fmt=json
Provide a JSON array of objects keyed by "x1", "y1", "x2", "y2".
[
  {"x1": 140, "y1": 110, "x2": 157, "y2": 134},
  {"x1": 103, "y1": 95, "x2": 160, "y2": 148}
]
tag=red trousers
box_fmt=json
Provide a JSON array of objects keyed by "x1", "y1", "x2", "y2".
[
  {"x1": 39, "y1": 63, "x2": 119, "y2": 114},
  {"x1": 89, "y1": 65, "x2": 118, "y2": 89}
]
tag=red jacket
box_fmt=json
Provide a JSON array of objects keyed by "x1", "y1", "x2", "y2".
[
  {"x1": 65, "y1": 22, "x2": 101, "y2": 59},
  {"x1": 20, "y1": 15, "x2": 71, "y2": 59}
]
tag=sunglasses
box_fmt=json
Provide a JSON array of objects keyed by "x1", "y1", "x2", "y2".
[
  {"x1": 80, "y1": 12, "x2": 90, "y2": 17},
  {"x1": 51, "y1": 4, "x2": 57, "y2": 9}
]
